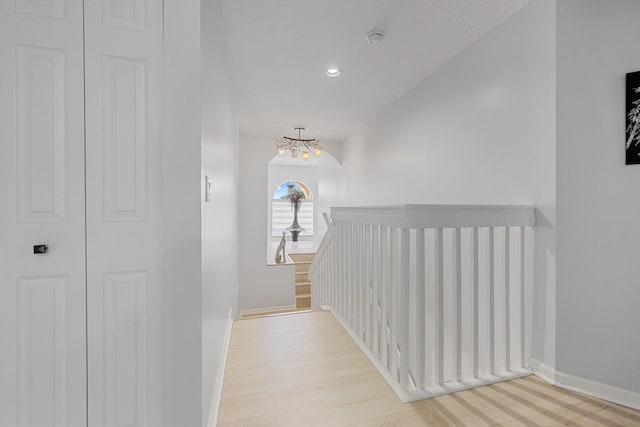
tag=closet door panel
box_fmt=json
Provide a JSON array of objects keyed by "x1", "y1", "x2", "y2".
[
  {"x1": 0, "y1": 2, "x2": 87, "y2": 427},
  {"x1": 84, "y1": 1, "x2": 163, "y2": 426}
]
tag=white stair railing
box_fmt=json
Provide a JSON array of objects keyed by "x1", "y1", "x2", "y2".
[{"x1": 308, "y1": 205, "x2": 536, "y2": 402}]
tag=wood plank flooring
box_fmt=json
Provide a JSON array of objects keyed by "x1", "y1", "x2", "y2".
[{"x1": 218, "y1": 311, "x2": 640, "y2": 426}]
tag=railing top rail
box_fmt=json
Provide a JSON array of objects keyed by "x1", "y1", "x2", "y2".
[{"x1": 330, "y1": 204, "x2": 536, "y2": 228}]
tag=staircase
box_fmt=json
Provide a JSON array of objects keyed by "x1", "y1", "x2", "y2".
[{"x1": 289, "y1": 253, "x2": 314, "y2": 309}]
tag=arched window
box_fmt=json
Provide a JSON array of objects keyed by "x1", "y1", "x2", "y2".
[{"x1": 271, "y1": 181, "x2": 314, "y2": 237}]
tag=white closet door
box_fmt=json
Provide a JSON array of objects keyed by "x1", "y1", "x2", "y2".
[
  {"x1": 83, "y1": 1, "x2": 164, "y2": 426},
  {"x1": 0, "y1": 1, "x2": 87, "y2": 427}
]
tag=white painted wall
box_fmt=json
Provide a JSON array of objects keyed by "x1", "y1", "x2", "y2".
[
  {"x1": 239, "y1": 135, "x2": 296, "y2": 312},
  {"x1": 556, "y1": 0, "x2": 640, "y2": 399},
  {"x1": 337, "y1": 0, "x2": 556, "y2": 368},
  {"x1": 238, "y1": 135, "x2": 342, "y2": 313},
  {"x1": 162, "y1": 1, "x2": 202, "y2": 426},
  {"x1": 201, "y1": 0, "x2": 239, "y2": 425}
]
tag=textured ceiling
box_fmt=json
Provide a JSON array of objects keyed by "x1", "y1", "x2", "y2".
[{"x1": 221, "y1": 0, "x2": 530, "y2": 142}]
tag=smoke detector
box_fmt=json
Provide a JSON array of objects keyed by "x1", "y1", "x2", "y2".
[{"x1": 366, "y1": 30, "x2": 385, "y2": 47}]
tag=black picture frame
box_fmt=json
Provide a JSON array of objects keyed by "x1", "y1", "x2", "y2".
[{"x1": 626, "y1": 71, "x2": 640, "y2": 164}]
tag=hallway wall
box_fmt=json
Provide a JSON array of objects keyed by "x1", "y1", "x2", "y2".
[
  {"x1": 201, "y1": 0, "x2": 240, "y2": 425},
  {"x1": 163, "y1": 1, "x2": 240, "y2": 426},
  {"x1": 238, "y1": 135, "x2": 297, "y2": 313},
  {"x1": 556, "y1": 0, "x2": 640, "y2": 403},
  {"x1": 162, "y1": 1, "x2": 203, "y2": 426},
  {"x1": 335, "y1": 0, "x2": 556, "y2": 371}
]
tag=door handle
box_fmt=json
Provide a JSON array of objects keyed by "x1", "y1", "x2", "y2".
[{"x1": 33, "y1": 244, "x2": 48, "y2": 254}]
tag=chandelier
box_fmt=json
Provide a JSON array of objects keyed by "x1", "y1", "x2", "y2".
[{"x1": 275, "y1": 127, "x2": 322, "y2": 160}]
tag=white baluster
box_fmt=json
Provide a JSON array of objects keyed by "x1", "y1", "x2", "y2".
[
  {"x1": 320, "y1": 253, "x2": 324, "y2": 306},
  {"x1": 435, "y1": 228, "x2": 444, "y2": 386},
  {"x1": 400, "y1": 229, "x2": 410, "y2": 390},
  {"x1": 415, "y1": 228, "x2": 426, "y2": 390},
  {"x1": 356, "y1": 224, "x2": 360, "y2": 333},
  {"x1": 520, "y1": 226, "x2": 526, "y2": 369},
  {"x1": 372, "y1": 226, "x2": 380, "y2": 358},
  {"x1": 352, "y1": 223, "x2": 358, "y2": 331},
  {"x1": 454, "y1": 227, "x2": 462, "y2": 381},
  {"x1": 333, "y1": 224, "x2": 338, "y2": 309},
  {"x1": 335, "y1": 223, "x2": 340, "y2": 310},
  {"x1": 489, "y1": 226, "x2": 496, "y2": 375},
  {"x1": 345, "y1": 222, "x2": 350, "y2": 321},
  {"x1": 365, "y1": 224, "x2": 372, "y2": 350},
  {"x1": 331, "y1": 234, "x2": 335, "y2": 308},
  {"x1": 334, "y1": 234, "x2": 338, "y2": 308},
  {"x1": 353, "y1": 222, "x2": 357, "y2": 326},
  {"x1": 336, "y1": 233, "x2": 340, "y2": 308},
  {"x1": 473, "y1": 227, "x2": 479, "y2": 378},
  {"x1": 505, "y1": 226, "x2": 511, "y2": 372},
  {"x1": 390, "y1": 228, "x2": 398, "y2": 380},
  {"x1": 359, "y1": 223, "x2": 365, "y2": 340},
  {"x1": 340, "y1": 221, "x2": 347, "y2": 315},
  {"x1": 348, "y1": 221, "x2": 353, "y2": 324},
  {"x1": 326, "y1": 238, "x2": 330, "y2": 307},
  {"x1": 380, "y1": 227, "x2": 389, "y2": 370},
  {"x1": 323, "y1": 251, "x2": 327, "y2": 305}
]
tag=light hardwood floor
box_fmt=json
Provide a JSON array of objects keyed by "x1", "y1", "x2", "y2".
[{"x1": 218, "y1": 311, "x2": 640, "y2": 426}]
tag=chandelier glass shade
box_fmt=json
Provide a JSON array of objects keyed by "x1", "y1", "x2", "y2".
[{"x1": 276, "y1": 127, "x2": 322, "y2": 160}]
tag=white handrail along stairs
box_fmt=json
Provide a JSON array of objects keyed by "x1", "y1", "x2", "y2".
[{"x1": 308, "y1": 204, "x2": 536, "y2": 402}]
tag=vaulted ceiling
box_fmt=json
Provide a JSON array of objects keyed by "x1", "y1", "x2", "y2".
[{"x1": 221, "y1": 0, "x2": 530, "y2": 142}]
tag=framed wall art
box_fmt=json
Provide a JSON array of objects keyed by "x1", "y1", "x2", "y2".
[{"x1": 626, "y1": 70, "x2": 640, "y2": 164}]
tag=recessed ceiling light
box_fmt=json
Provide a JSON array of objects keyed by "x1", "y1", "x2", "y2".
[{"x1": 325, "y1": 67, "x2": 341, "y2": 78}]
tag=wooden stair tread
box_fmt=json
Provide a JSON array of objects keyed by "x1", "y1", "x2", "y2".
[
  {"x1": 290, "y1": 253, "x2": 314, "y2": 309},
  {"x1": 294, "y1": 262, "x2": 312, "y2": 270},
  {"x1": 288, "y1": 253, "x2": 315, "y2": 263},
  {"x1": 295, "y1": 283, "x2": 311, "y2": 296}
]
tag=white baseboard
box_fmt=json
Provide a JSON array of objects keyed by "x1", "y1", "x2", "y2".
[
  {"x1": 207, "y1": 308, "x2": 234, "y2": 427},
  {"x1": 554, "y1": 370, "x2": 640, "y2": 411},
  {"x1": 529, "y1": 357, "x2": 640, "y2": 411},
  {"x1": 528, "y1": 357, "x2": 556, "y2": 384},
  {"x1": 239, "y1": 304, "x2": 296, "y2": 317}
]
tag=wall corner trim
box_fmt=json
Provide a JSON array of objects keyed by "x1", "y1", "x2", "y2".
[
  {"x1": 528, "y1": 357, "x2": 556, "y2": 385},
  {"x1": 207, "y1": 308, "x2": 234, "y2": 427},
  {"x1": 530, "y1": 357, "x2": 640, "y2": 411}
]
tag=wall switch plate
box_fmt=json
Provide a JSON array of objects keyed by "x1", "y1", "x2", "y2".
[{"x1": 205, "y1": 175, "x2": 212, "y2": 202}]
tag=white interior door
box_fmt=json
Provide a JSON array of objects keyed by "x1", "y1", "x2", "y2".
[
  {"x1": 0, "y1": 2, "x2": 87, "y2": 426},
  {"x1": 83, "y1": 1, "x2": 164, "y2": 426}
]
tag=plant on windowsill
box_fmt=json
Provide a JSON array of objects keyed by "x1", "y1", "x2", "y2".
[{"x1": 285, "y1": 183, "x2": 305, "y2": 242}]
